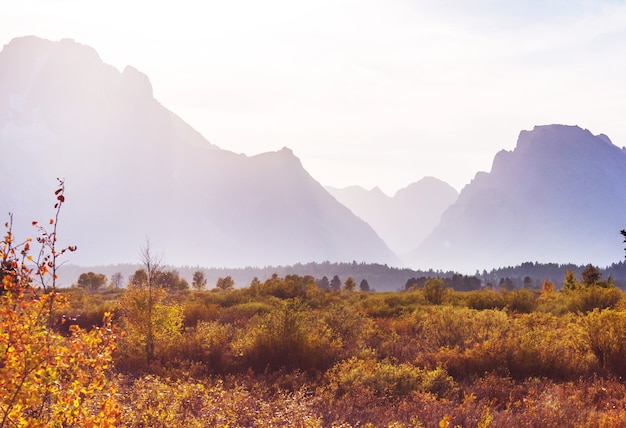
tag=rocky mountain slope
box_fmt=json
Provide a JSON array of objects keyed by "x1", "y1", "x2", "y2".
[
  {"x1": 0, "y1": 36, "x2": 398, "y2": 267},
  {"x1": 410, "y1": 125, "x2": 626, "y2": 272}
]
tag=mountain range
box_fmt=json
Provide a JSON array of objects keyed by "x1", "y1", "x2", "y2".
[
  {"x1": 0, "y1": 36, "x2": 397, "y2": 267},
  {"x1": 327, "y1": 178, "x2": 458, "y2": 256},
  {"x1": 2, "y1": 36, "x2": 625, "y2": 274}
]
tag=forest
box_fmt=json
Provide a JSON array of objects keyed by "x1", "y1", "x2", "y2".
[{"x1": 3, "y1": 183, "x2": 626, "y2": 427}]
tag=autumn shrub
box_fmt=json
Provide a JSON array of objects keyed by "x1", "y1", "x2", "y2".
[
  {"x1": 582, "y1": 309, "x2": 626, "y2": 377},
  {"x1": 220, "y1": 300, "x2": 274, "y2": 326},
  {"x1": 0, "y1": 181, "x2": 121, "y2": 427},
  {"x1": 359, "y1": 292, "x2": 423, "y2": 318},
  {"x1": 0, "y1": 285, "x2": 121, "y2": 427},
  {"x1": 118, "y1": 375, "x2": 324, "y2": 427},
  {"x1": 463, "y1": 289, "x2": 507, "y2": 310},
  {"x1": 437, "y1": 311, "x2": 589, "y2": 380},
  {"x1": 506, "y1": 288, "x2": 538, "y2": 313},
  {"x1": 411, "y1": 306, "x2": 508, "y2": 355},
  {"x1": 565, "y1": 285, "x2": 623, "y2": 313},
  {"x1": 368, "y1": 315, "x2": 429, "y2": 362},
  {"x1": 320, "y1": 303, "x2": 376, "y2": 359},
  {"x1": 53, "y1": 289, "x2": 118, "y2": 333},
  {"x1": 325, "y1": 356, "x2": 458, "y2": 398},
  {"x1": 422, "y1": 278, "x2": 447, "y2": 305},
  {"x1": 182, "y1": 301, "x2": 221, "y2": 327},
  {"x1": 237, "y1": 299, "x2": 340, "y2": 372},
  {"x1": 504, "y1": 312, "x2": 588, "y2": 379},
  {"x1": 161, "y1": 320, "x2": 235, "y2": 375}
]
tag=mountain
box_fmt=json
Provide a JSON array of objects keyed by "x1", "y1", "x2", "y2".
[
  {"x1": 0, "y1": 36, "x2": 398, "y2": 268},
  {"x1": 327, "y1": 177, "x2": 458, "y2": 255},
  {"x1": 409, "y1": 124, "x2": 626, "y2": 272}
]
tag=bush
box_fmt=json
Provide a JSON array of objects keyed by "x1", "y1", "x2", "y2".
[
  {"x1": 326, "y1": 356, "x2": 457, "y2": 398},
  {"x1": 583, "y1": 309, "x2": 626, "y2": 377},
  {"x1": 506, "y1": 289, "x2": 538, "y2": 313},
  {"x1": 237, "y1": 299, "x2": 340, "y2": 372},
  {"x1": 422, "y1": 278, "x2": 447, "y2": 305},
  {"x1": 566, "y1": 286, "x2": 623, "y2": 314},
  {"x1": 464, "y1": 289, "x2": 507, "y2": 310}
]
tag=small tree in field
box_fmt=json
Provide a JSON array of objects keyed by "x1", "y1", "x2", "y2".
[
  {"x1": 359, "y1": 279, "x2": 370, "y2": 292},
  {"x1": 215, "y1": 275, "x2": 235, "y2": 291},
  {"x1": 343, "y1": 277, "x2": 356, "y2": 292},
  {"x1": 0, "y1": 180, "x2": 120, "y2": 427},
  {"x1": 192, "y1": 270, "x2": 207, "y2": 290},
  {"x1": 581, "y1": 264, "x2": 602, "y2": 287},
  {"x1": 76, "y1": 271, "x2": 107, "y2": 290},
  {"x1": 111, "y1": 272, "x2": 123, "y2": 289},
  {"x1": 117, "y1": 241, "x2": 183, "y2": 368},
  {"x1": 423, "y1": 278, "x2": 446, "y2": 305}
]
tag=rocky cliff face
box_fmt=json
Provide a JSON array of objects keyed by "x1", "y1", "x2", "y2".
[
  {"x1": 409, "y1": 125, "x2": 626, "y2": 272},
  {"x1": 0, "y1": 36, "x2": 398, "y2": 268}
]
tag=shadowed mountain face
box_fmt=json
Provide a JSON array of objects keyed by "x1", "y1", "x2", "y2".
[
  {"x1": 0, "y1": 36, "x2": 398, "y2": 267},
  {"x1": 410, "y1": 125, "x2": 626, "y2": 272},
  {"x1": 327, "y1": 178, "x2": 458, "y2": 256}
]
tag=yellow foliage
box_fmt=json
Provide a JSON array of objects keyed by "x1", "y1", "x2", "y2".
[{"x1": 1, "y1": 202, "x2": 120, "y2": 426}]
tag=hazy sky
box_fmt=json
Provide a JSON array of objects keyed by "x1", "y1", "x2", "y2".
[{"x1": 3, "y1": 0, "x2": 626, "y2": 194}]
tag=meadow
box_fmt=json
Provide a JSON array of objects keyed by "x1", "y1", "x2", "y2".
[{"x1": 3, "y1": 184, "x2": 626, "y2": 426}]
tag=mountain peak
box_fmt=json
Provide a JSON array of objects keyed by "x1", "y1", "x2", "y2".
[
  {"x1": 412, "y1": 124, "x2": 626, "y2": 272},
  {"x1": 121, "y1": 65, "x2": 153, "y2": 99},
  {"x1": 516, "y1": 124, "x2": 614, "y2": 153}
]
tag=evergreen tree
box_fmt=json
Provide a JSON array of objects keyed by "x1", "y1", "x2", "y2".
[
  {"x1": 563, "y1": 270, "x2": 579, "y2": 291},
  {"x1": 359, "y1": 279, "x2": 370, "y2": 292},
  {"x1": 316, "y1": 276, "x2": 330, "y2": 290},
  {"x1": 581, "y1": 264, "x2": 601, "y2": 287},
  {"x1": 343, "y1": 277, "x2": 356, "y2": 292}
]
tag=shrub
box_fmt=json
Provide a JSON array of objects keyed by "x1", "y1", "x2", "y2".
[
  {"x1": 566, "y1": 286, "x2": 623, "y2": 314},
  {"x1": 237, "y1": 299, "x2": 340, "y2": 372},
  {"x1": 464, "y1": 289, "x2": 507, "y2": 310},
  {"x1": 582, "y1": 309, "x2": 626, "y2": 377},
  {"x1": 0, "y1": 181, "x2": 121, "y2": 426},
  {"x1": 326, "y1": 357, "x2": 457, "y2": 398},
  {"x1": 422, "y1": 278, "x2": 447, "y2": 305},
  {"x1": 506, "y1": 288, "x2": 538, "y2": 313},
  {"x1": 183, "y1": 302, "x2": 221, "y2": 327}
]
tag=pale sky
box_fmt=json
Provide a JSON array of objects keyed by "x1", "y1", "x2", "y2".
[{"x1": 3, "y1": 0, "x2": 626, "y2": 194}]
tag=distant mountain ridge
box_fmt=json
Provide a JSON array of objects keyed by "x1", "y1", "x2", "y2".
[
  {"x1": 410, "y1": 124, "x2": 626, "y2": 272},
  {"x1": 0, "y1": 36, "x2": 398, "y2": 267},
  {"x1": 327, "y1": 177, "x2": 458, "y2": 255}
]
